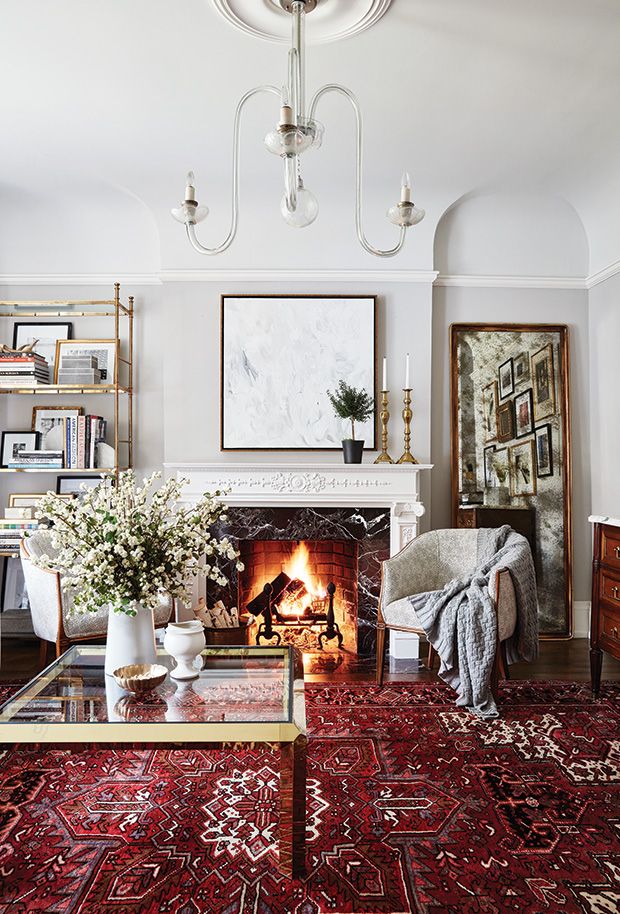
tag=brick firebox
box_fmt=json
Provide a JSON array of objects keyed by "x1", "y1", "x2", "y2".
[{"x1": 238, "y1": 539, "x2": 358, "y2": 652}]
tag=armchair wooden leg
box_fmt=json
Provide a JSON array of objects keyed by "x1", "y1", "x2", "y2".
[
  {"x1": 38, "y1": 639, "x2": 49, "y2": 669},
  {"x1": 427, "y1": 642, "x2": 437, "y2": 672},
  {"x1": 376, "y1": 624, "x2": 386, "y2": 686},
  {"x1": 490, "y1": 646, "x2": 501, "y2": 703},
  {"x1": 498, "y1": 640, "x2": 509, "y2": 680}
]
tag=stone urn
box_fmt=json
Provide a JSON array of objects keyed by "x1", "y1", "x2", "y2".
[{"x1": 163, "y1": 620, "x2": 206, "y2": 681}]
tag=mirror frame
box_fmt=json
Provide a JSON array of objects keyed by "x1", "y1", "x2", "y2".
[{"x1": 450, "y1": 323, "x2": 572, "y2": 638}]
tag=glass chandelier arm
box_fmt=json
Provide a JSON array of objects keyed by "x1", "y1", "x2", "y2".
[
  {"x1": 186, "y1": 84, "x2": 281, "y2": 256},
  {"x1": 284, "y1": 155, "x2": 298, "y2": 211},
  {"x1": 309, "y1": 84, "x2": 406, "y2": 258}
]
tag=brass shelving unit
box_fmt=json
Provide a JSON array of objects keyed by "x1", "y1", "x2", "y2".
[
  {"x1": 0, "y1": 282, "x2": 134, "y2": 479},
  {"x1": 0, "y1": 284, "x2": 134, "y2": 563}
]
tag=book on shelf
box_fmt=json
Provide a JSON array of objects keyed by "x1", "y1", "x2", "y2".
[
  {"x1": 0, "y1": 521, "x2": 39, "y2": 530},
  {"x1": 8, "y1": 449, "x2": 64, "y2": 469},
  {"x1": 0, "y1": 377, "x2": 50, "y2": 387},
  {"x1": 64, "y1": 415, "x2": 107, "y2": 469}
]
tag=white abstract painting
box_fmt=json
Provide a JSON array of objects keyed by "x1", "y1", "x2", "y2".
[{"x1": 221, "y1": 296, "x2": 376, "y2": 449}]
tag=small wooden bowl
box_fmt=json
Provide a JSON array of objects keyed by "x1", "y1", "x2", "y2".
[{"x1": 113, "y1": 663, "x2": 168, "y2": 695}]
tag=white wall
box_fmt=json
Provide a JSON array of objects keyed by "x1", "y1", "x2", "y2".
[{"x1": 588, "y1": 272, "x2": 620, "y2": 516}]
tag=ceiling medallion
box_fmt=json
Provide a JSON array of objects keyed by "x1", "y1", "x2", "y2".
[{"x1": 211, "y1": 0, "x2": 394, "y2": 45}]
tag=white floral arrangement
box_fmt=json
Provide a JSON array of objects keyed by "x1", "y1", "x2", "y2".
[{"x1": 30, "y1": 470, "x2": 243, "y2": 616}]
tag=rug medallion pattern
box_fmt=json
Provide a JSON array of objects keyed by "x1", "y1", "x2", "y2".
[{"x1": 0, "y1": 680, "x2": 618, "y2": 913}]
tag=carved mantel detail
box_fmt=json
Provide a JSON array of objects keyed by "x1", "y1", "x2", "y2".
[{"x1": 166, "y1": 462, "x2": 433, "y2": 558}]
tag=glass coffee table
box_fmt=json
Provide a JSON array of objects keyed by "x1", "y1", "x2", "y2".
[{"x1": 0, "y1": 644, "x2": 307, "y2": 877}]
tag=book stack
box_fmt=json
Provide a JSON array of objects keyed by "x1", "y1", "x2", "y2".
[
  {"x1": 8, "y1": 449, "x2": 64, "y2": 469},
  {"x1": 0, "y1": 353, "x2": 50, "y2": 387},
  {"x1": 0, "y1": 510, "x2": 39, "y2": 553},
  {"x1": 65, "y1": 415, "x2": 107, "y2": 468},
  {"x1": 57, "y1": 356, "x2": 102, "y2": 386}
]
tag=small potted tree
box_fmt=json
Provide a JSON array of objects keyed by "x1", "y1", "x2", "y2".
[{"x1": 327, "y1": 381, "x2": 374, "y2": 464}]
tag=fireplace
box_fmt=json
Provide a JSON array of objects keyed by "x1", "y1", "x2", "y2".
[
  {"x1": 239, "y1": 539, "x2": 358, "y2": 651},
  {"x1": 166, "y1": 462, "x2": 432, "y2": 660}
]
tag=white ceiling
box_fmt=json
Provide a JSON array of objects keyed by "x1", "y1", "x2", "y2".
[{"x1": 0, "y1": 0, "x2": 618, "y2": 273}]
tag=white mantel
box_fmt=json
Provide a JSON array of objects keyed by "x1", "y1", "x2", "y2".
[{"x1": 165, "y1": 462, "x2": 433, "y2": 555}]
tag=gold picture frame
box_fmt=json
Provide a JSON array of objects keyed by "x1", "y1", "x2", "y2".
[
  {"x1": 54, "y1": 339, "x2": 118, "y2": 384},
  {"x1": 509, "y1": 439, "x2": 537, "y2": 497},
  {"x1": 32, "y1": 405, "x2": 82, "y2": 433},
  {"x1": 531, "y1": 342, "x2": 556, "y2": 421}
]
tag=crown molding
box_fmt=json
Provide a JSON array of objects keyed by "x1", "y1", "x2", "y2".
[
  {"x1": 160, "y1": 269, "x2": 439, "y2": 284},
  {"x1": 0, "y1": 273, "x2": 161, "y2": 286},
  {"x1": 2, "y1": 264, "x2": 618, "y2": 290},
  {"x1": 435, "y1": 273, "x2": 587, "y2": 290},
  {"x1": 585, "y1": 258, "x2": 620, "y2": 289}
]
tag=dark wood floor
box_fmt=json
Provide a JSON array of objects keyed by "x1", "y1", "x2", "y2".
[{"x1": 1, "y1": 636, "x2": 619, "y2": 685}]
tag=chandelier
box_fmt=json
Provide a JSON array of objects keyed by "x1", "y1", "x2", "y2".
[{"x1": 172, "y1": 0, "x2": 424, "y2": 258}]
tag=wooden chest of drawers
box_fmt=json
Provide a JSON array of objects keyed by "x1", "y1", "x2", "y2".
[
  {"x1": 590, "y1": 519, "x2": 620, "y2": 697},
  {"x1": 456, "y1": 506, "x2": 535, "y2": 552}
]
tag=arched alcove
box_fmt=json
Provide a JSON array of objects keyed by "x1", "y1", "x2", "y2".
[
  {"x1": 0, "y1": 180, "x2": 160, "y2": 275},
  {"x1": 434, "y1": 191, "x2": 589, "y2": 277}
]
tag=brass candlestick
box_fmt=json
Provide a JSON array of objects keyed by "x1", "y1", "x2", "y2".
[
  {"x1": 397, "y1": 388, "x2": 419, "y2": 464},
  {"x1": 374, "y1": 390, "x2": 394, "y2": 464}
]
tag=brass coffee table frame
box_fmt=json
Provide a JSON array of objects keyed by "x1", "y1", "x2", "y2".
[{"x1": 0, "y1": 645, "x2": 307, "y2": 878}]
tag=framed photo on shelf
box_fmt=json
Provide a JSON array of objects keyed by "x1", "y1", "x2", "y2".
[
  {"x1": 531, "y1": 343, "x2": 556, "y2": 421},
  {"x1": 0, "y1": 430, "x2": 40, "y2": 468},
  {"x1": 7, "y1": 492, "x2": 74, "y2": 509},
  {"x1": 497, "y1": 400, "x2": 515, "y2": 443},
  {"x1": 32, "y1": 406, "x2": 81, "y2": 436},
  {"x1": 220, "y1": 294, "x2": 376, "y2": 450},
  {"x1": 513, "y1": 351, "x2": 530, "y2": 385},
  {"x1": 482, "y1": 381, "x2": 498, "y2": 442},
  {"x1": 12, "y1": 321, "x2": 72, "y2": 377},
  {"x1": 514, "y1": 388, "x2": 534, "y2": 438},
  {"x1": 535, "y1": 424, "x2": 554, "y2": 477},
  {"x1": 56, "y1": 475, "x2": 108, "y2": 497},
  {"x1": 509, "y1": 439, "x2": 537, "y2": 497},
  {"x1": 55, "y1": 339, "x2": 118, "y2": 383},
  {"x1": 498, "y1": 358, "x2": 514, "y2": 399}
]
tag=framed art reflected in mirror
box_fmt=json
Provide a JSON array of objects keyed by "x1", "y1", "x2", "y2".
[{"x1": 450, "y1": 324, "x2": 571, "y2": 637}]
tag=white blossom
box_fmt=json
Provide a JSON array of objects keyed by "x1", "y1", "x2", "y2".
[{"x1": 30, "y1": 470, "x2": 240, "y2": 617}]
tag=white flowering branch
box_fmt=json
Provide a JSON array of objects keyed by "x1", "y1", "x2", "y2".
[{"x1": 30, "y1": 471, "x2": 243, "y2": 616}]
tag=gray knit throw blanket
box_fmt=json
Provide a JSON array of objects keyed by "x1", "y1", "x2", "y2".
[{"x1": 409, "y1": 526, "x2": 539, "y2": 719}]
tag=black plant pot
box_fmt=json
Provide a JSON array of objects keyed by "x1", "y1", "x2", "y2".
[{"x1": 342, "y1": 439, "x2": 364, "y2": 464}]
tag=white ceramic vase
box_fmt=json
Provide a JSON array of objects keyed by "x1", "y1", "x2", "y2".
[
  {"x1": 164, "y1": 620, "x2": 206, "y2": 680},
  {"x1": 104, "y1": 602, "x2": 157, "y2": 676}
]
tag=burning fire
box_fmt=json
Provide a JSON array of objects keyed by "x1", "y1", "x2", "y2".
[{"x1": 279, "y1": 541, "x2": 326, "y2": 617}]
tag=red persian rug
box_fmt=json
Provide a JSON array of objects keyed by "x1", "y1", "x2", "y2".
[{"x1": 0, "y1": 680, "x2": 619, "y2": 914}]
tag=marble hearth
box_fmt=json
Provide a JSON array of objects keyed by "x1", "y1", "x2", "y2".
[{"x1": 166, "y1": 463, "x2": 432, "y2": 656}]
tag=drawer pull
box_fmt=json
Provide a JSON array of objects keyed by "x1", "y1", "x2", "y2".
[
  {"x1": 612, "y1": 586, "x2": 620, "y2": 601},
  {"x1": 615, "y1": 545, "x2": 620, "y2": 559},
  {"x1": 613, "y1": 627, "x2": 619, "y2": 639}
]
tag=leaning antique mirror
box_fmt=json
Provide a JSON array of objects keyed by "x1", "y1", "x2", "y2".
[{"x1": 450, "y1": 324, "x2": 572, "y2": 637}]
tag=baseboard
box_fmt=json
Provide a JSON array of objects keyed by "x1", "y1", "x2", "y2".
[{"x1": 573, "y1": 601, "x2": 590, "y2": 639}]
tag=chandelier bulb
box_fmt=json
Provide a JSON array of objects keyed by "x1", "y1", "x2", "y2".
[
  {"x1": 400, "y1": 171, "x2": 411, "y2": 203},
  {"x1": 280, "y1": 182, "x2": 319, "y2": 228},
  {"x1": 185, "y1": 171, "x2": 197, "y2": 202}
]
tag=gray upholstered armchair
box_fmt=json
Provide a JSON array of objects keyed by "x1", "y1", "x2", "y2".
[
  {"x1": 21, "y1": 529, "x2": 174, "y2": 666},
  {"x1": 377, "y1": 528, "x2": 517, "y2": 687}
]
